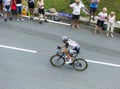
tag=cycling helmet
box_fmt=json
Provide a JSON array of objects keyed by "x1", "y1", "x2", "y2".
[{"x1": 62, "y1": 36, "x2": 68, "y2": 43}]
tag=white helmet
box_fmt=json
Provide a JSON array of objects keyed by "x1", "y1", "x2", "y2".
[{"x1": 62, "y1": 36, "x2": 68, "y2": 42}]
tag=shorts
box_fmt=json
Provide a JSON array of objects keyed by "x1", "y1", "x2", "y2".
[
  {"x1": 0, "y1": 1, "x2": 2, "y2": 6},
  {"x1": 11, "y1": 9, "x2": 17, "y2": 15},
  {"x1": 4, "y1": 5, "x2": 10, "y2": 12},
  {"x1": 17, "y1": 6, "x2": 22, "y2": 14},
  {"x1": 0, "y1": 2, "x2": 2, "y2": 7},
  {"x1": 0, "y1": 3, "x2": 3, "y2": 10},
  {"x1": 38, "y1": 8, "x2": 45, "y2": 15},
  {"x1": 69, "y1": 46, "x2": 80, "y2": 56},
  {"x1": 90, "y1": 7, "x2": 97, "y2": 14},
  {"x1": 96, "y1": 19, "x2": 104, "y2": 27},
  {"x1": 72, "y1": 14, "x2": 80, "y2": 20},
  {"x1": 28, "y1": 2, "x2": 34, "y2": 9}
]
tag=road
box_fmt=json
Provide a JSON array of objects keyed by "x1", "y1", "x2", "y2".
[{"x1": 0, "y1": 17, "x2": 120, "y2": 89}]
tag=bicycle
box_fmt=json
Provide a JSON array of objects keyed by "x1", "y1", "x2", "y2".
[{"x1": 50, "y1": 46, "x2": 88, "y2": 71}]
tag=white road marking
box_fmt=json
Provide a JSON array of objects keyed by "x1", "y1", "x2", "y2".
[
  {"x1": 86, "y1": 59, "x2": 120, "y2": 68},
  {"x1": 0, "y1": 44, "x2": 37, "y2": 53},
  {"x1": 23, "y1": 15, "x2": 71, "y2": 26}
]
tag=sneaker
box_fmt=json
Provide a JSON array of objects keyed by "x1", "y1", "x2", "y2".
[
  {"x1": 9, "y1": 17, "x2": 12, "y2": 21},
  {"x1": 0, "y1": 13, "x2": 3, "y2": 17},
  {"x1": 106, "y1": 33, "x2": 109, "y2": 37},
  {"x1": 92, "y1": 17, "x2": 95, "y2": 21},
  {"x1": 17, "y1": 19, "x2": 19, "y2": 22},
  {"x1": 110, "y1": 34, "x2": 113, "y2": 38},
  {"x1": 44, "y1": 20, "x2": 48, "y2": 22},
  {"x1": 20, "y1": 18, "x2": 24, "y2": 21},
  {"x1": 65, "y1": 58, "x2": 72, "y2": 64},
  {"x1": 4, "y1": 18, "x2": 7, "y2": 22},
  {"x1": 30, "y1": 17, "x2": 33, "y2": 20},
  {"x1": 39, "y1": 21, "x2": 42, "y2": 24}
]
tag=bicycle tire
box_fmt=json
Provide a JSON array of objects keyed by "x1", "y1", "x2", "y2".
[
  {"x1": 50, "y1": 54, "x2": 65, "y2": 67},
  {"x1": 73, "y1": 58, "x2": 88, "y2": 71}
]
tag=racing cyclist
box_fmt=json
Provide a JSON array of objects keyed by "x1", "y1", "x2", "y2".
[{"x1": 60, "y1": 36, "x2": 80, "y2": 64}]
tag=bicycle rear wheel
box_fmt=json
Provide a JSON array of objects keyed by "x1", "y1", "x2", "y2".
[
  {"x1": 50, "y1": 54, "x2": 65, "y2": 67},
  {"x1": 73, "y1": 58, "x2": 88, "y2": 71}
]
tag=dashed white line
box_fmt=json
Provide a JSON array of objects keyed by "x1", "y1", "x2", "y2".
[
  {"x1": 86, "y1": 59, "x2": 120, "y2": 68},
  {"x1": 0, "y1": 44, "x2": 37, "y2": 53}
]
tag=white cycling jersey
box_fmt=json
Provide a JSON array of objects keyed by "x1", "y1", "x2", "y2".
[{"x1": 66, "y1": 39, "x2": 80, "y2": 49}]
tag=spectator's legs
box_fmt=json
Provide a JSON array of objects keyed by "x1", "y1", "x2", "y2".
[
  {"x1": 110, "y1": 23, "x2": 115, "y2": 37},
  {"x1": 99, "y1": 27, "x2": 102, "y2": 34},
  {"x1": 29, "y1": 8, "x2": 34, "y2": 20},
  {"x1": 0, "y1": 4, "x2": 3, "y2": 17},
  {"x1": 89, "y1": 7, "x2": 92, "y2": 22},
  {"x1": 4, "y1": 5, "x2": 12, "y2": 22},
  {"x1": 89, "y1": 8, "x2": 96, "y2": 22},
  {"x1": 107, "y1": 23, "x2": 110, "y2": 37},
  {"x1": 71, "y1": 19, "x2": 75, "y2": 29},
  {"x1": 38, "y1": 8, "x2": 43, "y2": 24},
  {"x1": 92, "y1": 8, "x2": 96, "y2": 21},
  {"x1": 43, "y1": 14, "x2": 48, "y2": 22},
  {"x1": 17, "y1": 6, "x2": 23, "y2": 22},
  {"x1": 94, "y1": 25, "x2": 98, "y2": 34},
  {"x1": 75, "y1": 19, "x2": 79, "y2": 29}
]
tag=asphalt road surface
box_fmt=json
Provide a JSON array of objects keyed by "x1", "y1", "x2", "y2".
[{"x1": 0, "y1": 17, "x2": 120, "y2": 89}]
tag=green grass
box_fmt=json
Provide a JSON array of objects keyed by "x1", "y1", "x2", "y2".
[{"x1": 23, "y1": 0, "x2": 120, "y2": 20}]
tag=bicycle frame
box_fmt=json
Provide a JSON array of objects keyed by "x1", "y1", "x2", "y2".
[{"x1": 56, "y1": 46, "x2": 78, "y2": 61}]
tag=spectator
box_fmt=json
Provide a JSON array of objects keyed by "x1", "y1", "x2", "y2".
[
  {"x1": 16, "y1": 0, "x2": 24, "y2": 22},
  {"x1": 26, "y1": 0, "x2": 35, "y2": 20},
  {"x1": 69, "y1": 0, "x2": 84, "y2": 29},
  {"x1": 89, "y1": 0, "x2": 100, "y2": 22},
  {"x1": 11, "y1": 0, "x2": 16, "y2": 17},
  {"x1": 94, "y1": 7, "x2": 107, "y2": 35},
  {"x1": 37, "y1": 0, "x2": 48, "y2": 24},
  {"x1": 106, "y1": 11, "x2": 116, "y2": 38},
  {"x1": 0, "y1": 0, "x2": 3, "y2": 17},
  {"x1": 3, "y1": 0, "x2": 12, "y2": 22}
]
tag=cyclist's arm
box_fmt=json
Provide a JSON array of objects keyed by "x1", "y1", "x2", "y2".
[{"x1": 61, "y1": 42, "x2": 69, "y2": 53}]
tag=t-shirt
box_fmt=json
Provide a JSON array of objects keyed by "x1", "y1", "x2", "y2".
[
  {"x1": 16, "y1": 0, "x2": 22, "y2": 6},
  {"x1": 98, "y1": 12, "x2": 107, "y2": 21},
  {"x1": 108, "y1": 15, "x2": 115, "y2": 24},
  {"x1": 28, "y1": 0, "x2": 34, "y2": 3},
  {"x1": 38, "y1": 1, "x2": 44, "y2": 9},
  {"x1": 69, "y1": 2, "x2": 84, "y2": 15},
  {"x1": 11, "y1": 0, "x2": 16, "y2": 10},
  {"x1": 3, "y1": 0, "x2": 11, "y2": 5},
  {"x1": 65, "y1": 39, "x2": 79, "y2": 49},
  {"x1": 90, "y1": 0, "x2": 99, "y2": 8}
]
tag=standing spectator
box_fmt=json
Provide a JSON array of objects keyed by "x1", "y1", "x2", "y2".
[
  {"x1": 106, "y1": 11, "x2": 116, "y2": 38},
  {"x1": 16, "y1": 0, "x2": 24, "y2": 22},
  {"x1": 3, "y1": 0, "x2": 12, "y2": 22},
  {"x1": 69, "y1": 0, "x2": 84, "y2": 29},
  {"x1": 37, "y1": 0, "x2": 48, "y2": 24},
  {"x1": 0, "y1": 0, "x2": 3, "y2": 17},
  {"x1": 94, "y1": 7, "x2": 107, "y2": 35},
  {"x1": 26, "y1": 0, "x2": 35, "y2": 20},
  {"x1": 89, "y1": 0, "x2": 100, "y2": 22},
  {"x1": 11, "y1": 0, "x2": 16, "y2": 17}
]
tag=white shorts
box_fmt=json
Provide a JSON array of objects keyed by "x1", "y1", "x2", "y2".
[{"x1": 4, "y1": 5, "x2": 11, "y2": 12}]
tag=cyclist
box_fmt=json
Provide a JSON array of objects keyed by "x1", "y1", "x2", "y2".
[{"x1": 61, "y1": 36, "x2": 80, "y2": 64}]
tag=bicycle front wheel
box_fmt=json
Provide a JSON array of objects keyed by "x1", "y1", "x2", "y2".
[
  {"x1": 50, "y1": 54, "x2": 65, "y2": 67},
  {"x1": 73, "y1": 58, "x2": 88, "y2": 71}
]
